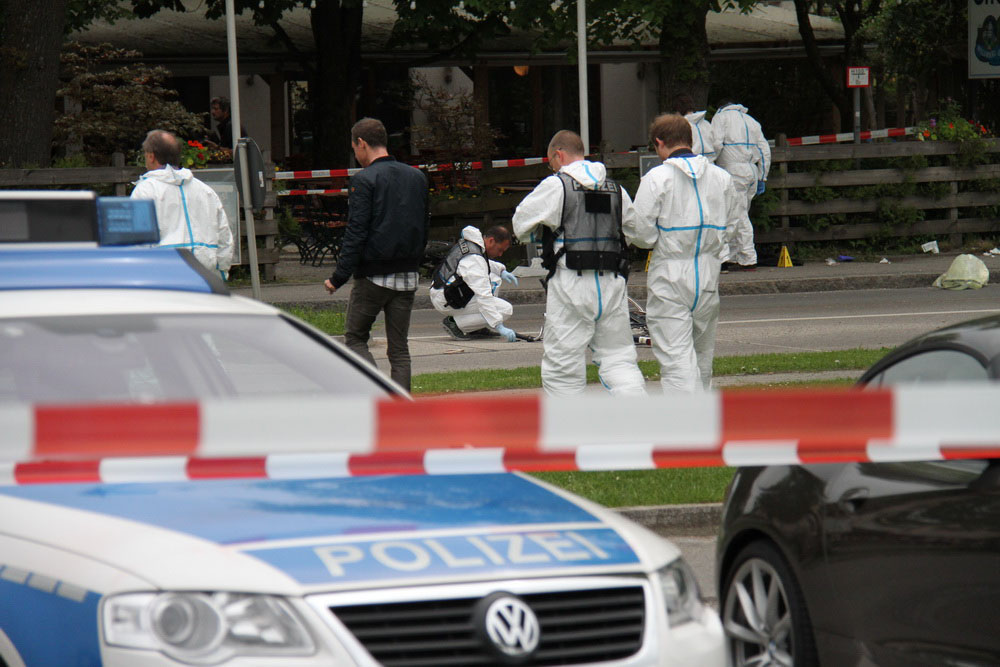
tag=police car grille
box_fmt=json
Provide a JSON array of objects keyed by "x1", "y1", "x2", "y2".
[{"x1": 330, "y1": 585, "x2": 645, "y2": 666}]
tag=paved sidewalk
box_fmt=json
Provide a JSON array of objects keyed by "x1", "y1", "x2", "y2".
[{"x1": 234, "y1": 250, "x2": 1000, "y2": 307}]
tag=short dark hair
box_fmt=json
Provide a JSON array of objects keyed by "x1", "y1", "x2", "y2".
[
  {"x1": 484, "y1": 225, "x2": 511, "y2": 244},
  {"x1": 548, "y1": 130, "x2": 585, "y2": 157},
  {"x1": 351, "y1": 117, "x2": 388, "y2": 148},
  {"x1": 142, "y1": 129, "x2": 182, "y2": 168},
  {"x1": 672, "y1": 94, "x2": 696, "y2": 115},
  {"x1": 649, "y1": 113, "x2": 692, "y2": 149},
  {"x1": 211, "y1": 96, "x2": 230, "y2": 113}
]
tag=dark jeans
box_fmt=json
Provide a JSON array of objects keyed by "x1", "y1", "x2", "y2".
[{"x1": 344, "y1": 278, "x2": 415, "y2": 391}]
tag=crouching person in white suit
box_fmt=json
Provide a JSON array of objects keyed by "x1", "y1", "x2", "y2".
[{"x1": 431, "y1": 225, "x2": 519, "y2": 342}]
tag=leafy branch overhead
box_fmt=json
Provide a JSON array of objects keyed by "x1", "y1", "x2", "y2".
[{"x1": 55, "y1": 42, "x2": 207, "y2": 164}]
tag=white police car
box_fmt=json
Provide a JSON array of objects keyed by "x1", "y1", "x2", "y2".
[{"x1": 0, "y1": 192, "x2": 724, "y2": 666}]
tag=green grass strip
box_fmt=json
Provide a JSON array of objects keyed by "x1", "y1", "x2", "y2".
[
  {"x1": 412, "y1": 348, "x2": 890, "y2": 394},
  {"x1": 532, "y1": 468, "x2": 737, "y2": 507},
  {"x1": 283, "y1": 306, "x2": 347, "y2": 336}
]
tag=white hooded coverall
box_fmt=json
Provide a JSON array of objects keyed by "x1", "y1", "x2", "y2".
[
  {"x1": 429, "y1": 225, "x2": 513, "y2": 333},
  {"x1": 684, "y1": 111, "x2": 717, "y2": 163},
  {"x1": 513, "y1": 160, "x2": 646, "y2": 397},
  {"x1": 627, "y1": 153, "x2": 741, "y2": 392},
  {"x1": 711, "y1": 104, "x2": 770, "y2": 266},
  {"x1": 131, "y1": 165, "x2": 235, "y2": 276}
]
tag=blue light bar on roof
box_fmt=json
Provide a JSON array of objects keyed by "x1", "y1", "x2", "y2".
[
  {"x1": 96, "y1": 197, "x2": 160, "y2": 246},
  {"x1": 0, "y1": 247, "x2": 228, "y2": 295}
]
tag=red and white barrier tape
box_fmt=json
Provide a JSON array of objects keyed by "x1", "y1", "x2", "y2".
[
  {"x1": 3, "y1": 387, "x2": 1000, "y2": 485},
  {"x1": 274, "y1": 157, "x2": 548, "y2": 183},
  {"x1": 276, "y1": 188, "x2": 350, "y2": 196},
  {"x1": 273, "y1": 128, "x2": 917, "y2": 189},
  {"x1": 783, "y1": 127, "x2": 915, "y2": 147}
]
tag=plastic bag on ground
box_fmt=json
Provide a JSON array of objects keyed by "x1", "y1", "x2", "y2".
[{"x1": 932, "y1": 254, "x2": 990, "y2": 290}]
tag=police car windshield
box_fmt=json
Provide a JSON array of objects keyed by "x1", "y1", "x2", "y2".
[{"x1": 0, "y1": 314, "x2": 392, "y2": 403}]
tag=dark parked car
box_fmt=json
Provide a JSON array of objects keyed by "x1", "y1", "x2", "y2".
[{"x1": 716, "y1": 315, "x2": 1000, "y2": 666}]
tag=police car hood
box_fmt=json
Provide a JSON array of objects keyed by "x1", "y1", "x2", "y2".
[
  {"x1": 561, "y1": 159, "x2": 608, "y2": 190},
  {"x1": 140, "y1": 164, "x2": 195, "y2": 186},
  {"x1": 460, "y1": 224, "x2": 485, "y2": 248},
  {"x1": 0, "y1": 473, "x2": 677, "y2": 595},
  {"x1": 664, "y1": 153, "x2": 712, "y2": 180}
]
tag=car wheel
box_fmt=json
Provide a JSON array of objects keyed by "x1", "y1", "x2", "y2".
[{"x1": 722, "y1": 540, "x2": 818, "y2": 667}]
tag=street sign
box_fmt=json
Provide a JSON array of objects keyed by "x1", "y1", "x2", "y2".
[{"x1": 847, "y1": 66, "x2": 870, "y2": 88}]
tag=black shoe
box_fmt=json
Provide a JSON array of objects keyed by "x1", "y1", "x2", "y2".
[{"x1": 442, "y1": 316, "x2": 471, "y2": 340}]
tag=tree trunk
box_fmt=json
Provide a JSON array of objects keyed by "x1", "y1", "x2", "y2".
[
  {"x1": 792, "y1": 0, "x2": 849, "y2": 128},
  {"x1": 310, "y1": 0, "x2": 363, "y2": 168},
  {"x1": 657, "y1": 1, "x2": 710, "y2": 112},
  {"x1": 0, "y1": 0, "x2": 69, "y2": 167}
]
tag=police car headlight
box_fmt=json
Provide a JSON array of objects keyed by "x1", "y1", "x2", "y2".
[
  {"x1": 658, "y1": 559, "x2": 705, "y2": 627},
  {"x1": 103, "y1": 592, "x2": 315, "y2": 664}
]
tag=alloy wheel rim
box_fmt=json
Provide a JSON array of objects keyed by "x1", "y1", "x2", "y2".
[{"x1": 723, "y1": 557, "x2": 794, "y2": 667}]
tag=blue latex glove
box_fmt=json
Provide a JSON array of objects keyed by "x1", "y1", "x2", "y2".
[
  {"x1": 495, "y1": 324, "x2": 518, "y2": 342},
  {"x1": 500, "y1": 270, "x2": 519, "y2": 286},
  {"x1": 756, "y1": 180, "x2": 766, "y2": 195}
]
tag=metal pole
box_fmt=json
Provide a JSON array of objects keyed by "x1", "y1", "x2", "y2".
[
  {"x1": 577, "y1": 0, "x2": 589, "y2": 153},
  {"x1": 225, "y1": 0, "x2": 261, "y2": 300},
  {"x1": 853, "y1": 87, "x2": 861, "y2": 145}
]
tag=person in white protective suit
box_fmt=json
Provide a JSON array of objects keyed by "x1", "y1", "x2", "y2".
[
  {"x1": 131, "y1": 129, "x2": 234, "y2": 278},
  {"x1": 628, "y1": 113, "x2": 742, "y2": 392},
  {"x1": 512, "y1": 130, "x2": 647, "y2": 397},
  {"x1": 711, "y1": 102, "x2": 770, "y2": 269},
  {"x1": 674, "y1": 94, "x2": 716, "y2": 163},
  {"x1": 430, "y1": 225, "x2": 519, "y2": 342}
]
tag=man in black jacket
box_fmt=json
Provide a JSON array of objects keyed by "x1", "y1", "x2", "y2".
[{"x1": 324, "y1": 118, "x2": 429, "y2": 390}]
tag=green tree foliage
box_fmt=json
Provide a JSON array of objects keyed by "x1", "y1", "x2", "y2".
[
  {"x1": 54, "y1": 42, "x2": 207, "y2": 164},
  {"x1": 791, "y1": 0, "x2": 883, "y2": 127},
  {"x1": 130, "y1": 0, "x2": 362, "y2": 169},
  {"x1": 410, "y1": 73, "x2": 499, "y2": 188},
  {"x1": 66, "y1": 0, "x2": 130, "y2": 32},
  {"x1": 862, "y1": 0, "x2": 966, "y2": 120},
  {"x1": 392, "y1": 0, "x2": 760, "y2": 111}
]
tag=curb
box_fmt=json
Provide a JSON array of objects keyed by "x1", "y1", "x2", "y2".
[
  {"x1": 261, "y1": 268, "x2": 1000, "y2": 310},
  {"x1": 615, "y1": 502, "x2": 722, "y2": 536},
  {"x1": 718, "y1": 272, "x2": 942, "y2": 295}
]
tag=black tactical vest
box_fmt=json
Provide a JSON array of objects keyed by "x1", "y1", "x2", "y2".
[
  {"x1": 432, "y1": 238, "x2": 488, "y2": 309},
  {"x1": 542, "y1": 172, "x2": 627, "y2": 278}
]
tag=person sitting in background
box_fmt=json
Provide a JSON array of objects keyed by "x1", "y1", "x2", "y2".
[{"x1": 209, "y1": 96, "x2": 246, "y2": 149}]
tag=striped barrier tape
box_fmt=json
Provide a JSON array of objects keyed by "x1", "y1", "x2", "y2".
[
  {"x1": 274, "y1": 157, "x2": 548, "y2": 182},
  {"x1": 273, "y1": 128, "x2": 915, "y2": 192},
  {"x1": 782, "y1": 127, "x2": 915, "y2": 147},
  {"x1": 276, "y1": 188, "x2": 350, "y2": 197},
  {"x1": 2, "y1": 386, "x2": 999, "y2": 485}
]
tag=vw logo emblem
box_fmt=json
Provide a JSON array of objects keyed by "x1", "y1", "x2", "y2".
[{"x1": 482, "y1": 595, "x2": 540, "y2": 658}]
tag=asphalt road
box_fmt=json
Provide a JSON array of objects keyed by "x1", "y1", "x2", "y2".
[{"x1": 392, "y1": 284, "x2": 1000, "y2": 374}]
